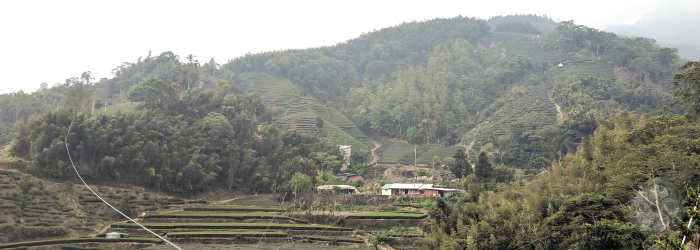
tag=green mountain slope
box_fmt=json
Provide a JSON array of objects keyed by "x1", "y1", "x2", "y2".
[
  {"x1": 235, "y1": 73, "x2": 372, "y2": 156},
  {"x1": 223, "y1": 18, "x2": 681, "y2": 168}
]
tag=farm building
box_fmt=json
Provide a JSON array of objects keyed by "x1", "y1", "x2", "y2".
[
  {"x1": 317, "y1": 185, "x2": 358, "y2": 194},
  {"x1": 424, "y1": 187, "x2": 460, "y2": 198},
  {"x1": 380, "y1": 183, "x2": 459, "y2": 198},
  {"x1": 105, "y1": 232, "x2": 129, "y2": 238},
  {"x1": 339, "y1": 173, "x2": 363, "y2": 181}
]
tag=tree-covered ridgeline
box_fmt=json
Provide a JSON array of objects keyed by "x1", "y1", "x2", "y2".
[
  {"x1": 219, "y1": 17, "x2": 683, "y2": 168},
  {"x1": 2, "y1": 17, "x2": 684, "y2": 170},
  {"x1": 0, "y1": 51, "x2": 235, "y2": 147},
  {"x1": 486, "y1": 14, "x2": 558, "y2": 34},
  {"x1": 0, "y1": 84, "x2": 71, "y2": 145},
  {"x1": 224, "y1": 16, "x2": 490, "y2": 104},
  {"x1": 93, "y1": 51, "x2": 230, "y2": 101},
  {"x1": 10, "y1": 80, "x2": 343, "y2": 194}
]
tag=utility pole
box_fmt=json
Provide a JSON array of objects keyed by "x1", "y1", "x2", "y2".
[
  {"x1": 104, "y1": 103, "x2": 109, "y2": 112},
  {"x1": 414, "y1": 144, "x2": 417, "y2": 169}
]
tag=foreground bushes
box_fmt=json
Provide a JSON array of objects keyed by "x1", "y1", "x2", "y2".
[{"x1": 0, "y1": 225, "x2": 68, "y2": 243}]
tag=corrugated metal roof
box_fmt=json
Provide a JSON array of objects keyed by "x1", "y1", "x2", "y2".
[
  {"x1": 381, "y1": 184, "x2": 393, "y2": 189},
  {"x1": 389, "y1": 183, "x2": 425, "y2": 189},
  {"x1": 427, "y1": 188, "x2": 460, "y2": 191}
]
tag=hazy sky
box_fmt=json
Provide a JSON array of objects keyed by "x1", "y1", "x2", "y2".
[{"x1": 0, "y1": 0, "x2": 690, "y2": 95}]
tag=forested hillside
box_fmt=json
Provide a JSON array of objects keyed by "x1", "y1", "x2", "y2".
[
  {"x1": 2, "y1": 13, "x2": 700, "y2": 249},
  {"x1": 9, "y1": 80, "x2": 345, "y2": 195},
  {"x1": 220, "y1": 16, "x2": 682, "y2": 168},
  {"x1": 487, "y1": 14, "x2": 558, "y2": 34},
  {"x1": 2, "y1": 15, "x2": 685, "y2": 189}
]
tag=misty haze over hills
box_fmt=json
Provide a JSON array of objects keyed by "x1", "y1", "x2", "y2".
[{"x1": 602, "y1": 0, "x2": 700, "y2": 60}]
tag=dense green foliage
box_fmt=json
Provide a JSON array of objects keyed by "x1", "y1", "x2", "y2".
[
  {"x1": 0, "y1": 224, "x2": 68, "y2": 243},
  {"x1": 0, "y1": 85, "x2": 68, "y2": 145},
  {"x1": 669, "y1": 61, "x2": 700, "y2": 119},
  {"x1": 487, "y1": 14, "x2": 557, "y2": 34},
  {"x1": 10, "y1": 80, "x2": 342, "y2": 194},
  {"x1": 419, "y1": 111, "x2": 700, "y2": 249},
  {"x1": 493, "y1": 21, "x2": 543, "y2": 35},
  {"x1": 3, "y1": 15, "x2": 697, "y2": 249}
]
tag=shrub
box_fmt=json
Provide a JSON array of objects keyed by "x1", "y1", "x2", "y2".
[
  {"x1": 373, "y1": 232, "x2": 395, "y2": 246},
  {"x1": 0, "y1": 225, "x2": 68, "y2": 242}
]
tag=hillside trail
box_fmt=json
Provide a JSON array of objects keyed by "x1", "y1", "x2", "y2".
[
  {"x1": 458, "y1": 141, "x2": 474, "y2": 153},
  {"x1": 548, "y1": 91, "x2": 565, "y2": 123},
  {"x1": 369, "y1": 140, "x2": 382, "y2": 165},
  {"x1": 214, "y1": 196, "x2": 244, "y2": 204}
]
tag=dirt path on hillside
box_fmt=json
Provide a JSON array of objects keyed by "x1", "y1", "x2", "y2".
[
  {"x1": 369, "y1": 140, "x2": 381, "y2": 165},
  {"x1": 458, "y1": 141, "x2": 474, "y2": 153},
  {"x1": 215, "y1": 196, "x2": 245, "y2": 204},
  {"x1": 548, "y1": 91, "x2": 565, "y2": 123}
]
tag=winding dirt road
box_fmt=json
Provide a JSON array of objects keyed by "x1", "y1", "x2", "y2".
[{"x1": 369, "y1": 140, "x2": 381, "y2": 165}]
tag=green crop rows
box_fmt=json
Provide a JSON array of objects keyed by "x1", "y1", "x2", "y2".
[
  {"x1": 144, "y1": 243, "x2": 358, "y2": 250},
  {"x1": 111, "y1": 222, "x2": 353, "y2": 231},
  {"x1": 147, "y1": 211, "x2": 279, "y2": 218},
  {"x1": 225, "y1": 195, "x2": 281, "y2": 207},
  {"x1": 307, "y1": 101, "x2": 372, "y2": 153},
  {"x1": 416, "y1": 145, "x2": 466, "y2": 165},
  {"x1": 184, "y1": 206, "x2": 285, "y2": 212},
  {"x1": 346, "y1": 212, "x2": 427, "y2": 219},
  {"x1": 0, "y1": 237, "x2": 161, "y2": 249},
  {"x1": 292, "y1": 235, "x2": 364, "y2": 243},
  {"x1": 145, "y1": 211, "x2": 306, "y2": 223},
  {"x1": 167, "y1": 231, "x2": 288, "y2": 238},
  {"x1": 376, "y1": 141, "x2": 415, "y2": 164}
]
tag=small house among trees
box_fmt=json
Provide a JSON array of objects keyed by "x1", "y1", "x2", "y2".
[
  {"x1": 381, "y1": 183, "x2": 460, "y2": 198},
  {"x1": 339, "y1": 173, "x2": 363, "y2": 181}
]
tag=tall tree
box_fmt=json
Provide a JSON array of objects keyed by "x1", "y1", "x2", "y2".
[
  {"x1": 669, "y1": 60, "x2": 700, "y2": 119},
  {"x1": 451, "y1": 150, "x2": 471, "y2": 178},
  {"x1": 128, "y1": 78, "x2": 177, "y2": 110},
  {"x1": 289, "y1": 173, "x2": 312, "y2": 205},
  {"x1": 81, "y1": 71, "x2": 94, "y2": 84},
  {"x1": 474, "y1": 152, "x2": 493, "y2": 180}
]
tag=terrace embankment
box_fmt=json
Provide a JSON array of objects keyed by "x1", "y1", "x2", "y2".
[
  {"x1": 343, "y1": 219, "x2": 424, "y2": 230},
  {"x1": 28, "y1": 242, "x2": 156, "y2": 250}
]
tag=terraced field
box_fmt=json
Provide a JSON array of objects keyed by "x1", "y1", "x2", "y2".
[
  {"x1": 113, "y1": 222, "x2": 353, "y2": 231},
  {"x1": 0, "y1": 237, "x2": 162, "y2": 249},
  {"x1": 375, "y1": 141, "x2": 415, "y2": 164},
  {"x1": 146, "y1": 211, "x2": 291, "y2": 219},
  {"x1": 167, "y1": 231, "x2": 288, "y2": 238},
  {"x1": 416, "y1": 145, "x2": 467, "y2": 165},
  {"x1": 346, "y1": 211, "x2": 427, "y2": 219},
  {"x1": 184, "y1": 205, "x2": 285, "y2": 212},
  {"x1": 235, "y1": 73, "x2": 372, "y2": 158},
  {"x1": 145, "y1": 243, "x2": 360, "y2": 250},
  {"x1": 307, "y1": 101, "x2": 373, "y2": 153},
  {"x1": 463, "y1": 83, "x2": 558, "y2": 160}
]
